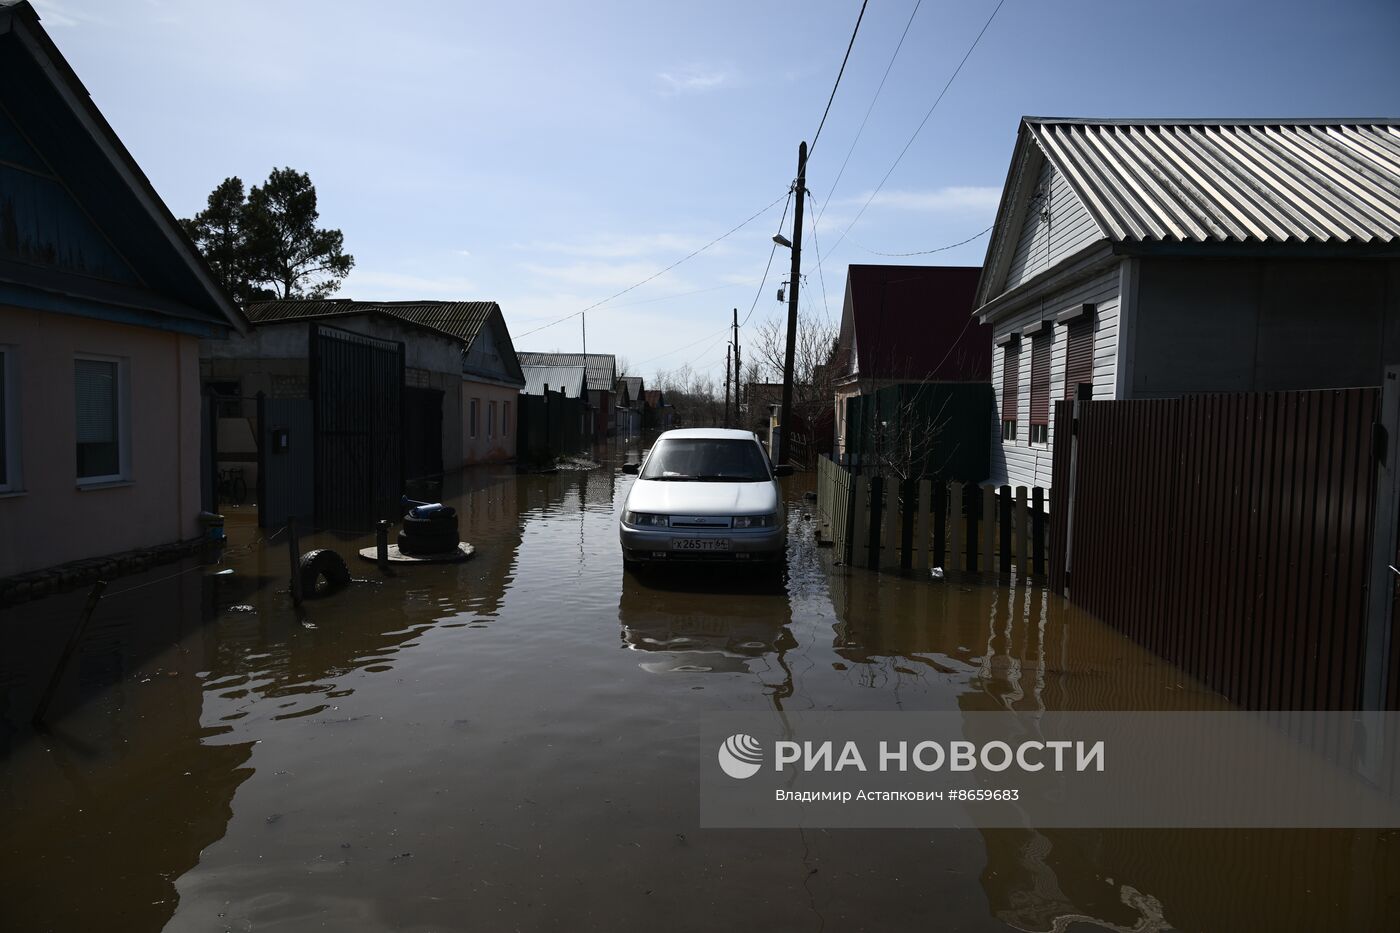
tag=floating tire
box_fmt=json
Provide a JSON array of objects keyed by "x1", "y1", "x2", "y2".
[
  {"x1": 402, "y1": 511, "x2": 456, "y2": 532},
  {"x1": 398, "y1": 530, "x2": 459, "y2": 555},
  {"x1": 299, "y1": 548, "x2": 351, "y2": 597}
]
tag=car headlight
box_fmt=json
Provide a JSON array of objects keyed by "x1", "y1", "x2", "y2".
[
  {"x1": 732, "y1": 513, "x2": 777, "y2": 529},
  {"x1": 624, "y1": 511, "x2": 669, "y2": 527}
]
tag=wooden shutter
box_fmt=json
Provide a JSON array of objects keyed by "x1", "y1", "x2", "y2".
[
  {"x1": 1064, "y1": 316, "x2": 1093, "y2": 400},
  {"x1": 1001, "y1": 342, "x2": 1019, "y2": 422},
  {"x1": 1029, "y1": 333, "x2": 1051, "y2": 426}
]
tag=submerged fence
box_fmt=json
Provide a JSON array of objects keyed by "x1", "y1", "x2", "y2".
[
  {"x1": 1051, "y1": 387, "x2": 1397, "y2": 711},
  {"x1": 816, "y1": 455, "x2": 1051, "y2": 577}
]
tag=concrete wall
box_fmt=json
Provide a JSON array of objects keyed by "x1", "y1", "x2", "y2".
[
  {"x1": 1131, "y1": 257, "x2": 1397, "y2": 397},
  {"x1": 462, "y1": 380, "x2": 519, "y2": 464},
  {"x1": 0, "y1": 305, "x2": 203, "y2": 576},
  {"x1": 988, "y1": 264, "x2": 1123, "y2": 487}
]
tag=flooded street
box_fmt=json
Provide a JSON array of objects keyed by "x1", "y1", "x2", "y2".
[{"x1": 2, "y1": 453, "x2": 1397, "y2": 932}]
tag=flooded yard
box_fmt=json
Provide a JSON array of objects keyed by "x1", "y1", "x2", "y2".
[{"x1": 2, "y1": 454, "x2": 1397, "y2": 932}]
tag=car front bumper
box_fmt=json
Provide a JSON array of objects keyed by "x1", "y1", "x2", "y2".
[{"x1": 619, "y1": 523, "x2": 785, "y2": 562}]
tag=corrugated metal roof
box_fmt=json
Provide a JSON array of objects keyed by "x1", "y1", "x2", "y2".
[
  {"x1": 1027, "y1": 118, "x2": 1400, "y2": 244},
  {"x1": 521, "y1": 364, "x2": 586, "y2": 398},
  {"x1": 245, "y1": 299, "x2": 500, "y2": 343},
  {"x1": 517, "y1": 352, "x2": 616, "y2": 392},
  {"x1": 619, "y1": 375, "x2": 643, "y2": 400}
]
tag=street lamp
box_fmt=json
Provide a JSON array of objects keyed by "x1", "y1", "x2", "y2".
[{"x1": 772, "y1": 233, "x2": 792, "y2": 249}]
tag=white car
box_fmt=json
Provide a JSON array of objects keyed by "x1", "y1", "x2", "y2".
[{"x1": 619, "y1": 428, "x2": 790, "y2": 569}]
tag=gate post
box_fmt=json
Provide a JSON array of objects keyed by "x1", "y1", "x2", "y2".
[{"x1": 1363, "y1": 368, "x2": 1399, "y2": 712}]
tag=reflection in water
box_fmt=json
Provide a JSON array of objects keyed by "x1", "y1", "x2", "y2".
[
  {"x1": 618, "y1": 569, "x2": 795, "y2": 674},
  {"x1": 0, "y1": 461, "x2": 1396, "y2": 931}
]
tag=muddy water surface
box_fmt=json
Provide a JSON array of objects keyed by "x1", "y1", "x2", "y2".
[{"x1": 2, "y1": 457, "x2": 1397, "y2": 931}]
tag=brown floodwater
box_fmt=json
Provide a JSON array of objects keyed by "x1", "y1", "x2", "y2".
[{"x1": 2, "y1": 451, "x2": 1397, "y2": 932}]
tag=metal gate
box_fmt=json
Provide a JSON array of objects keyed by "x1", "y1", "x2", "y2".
[
  {"x1": 310, "y1": 324, "x2": 404, "y2": 532},
  {"x1": 257, "y1": 396, "x2": 313, "y2": 529},
  {"x1": 403, "y1": 386, "x2": 444, "y2": 482}
]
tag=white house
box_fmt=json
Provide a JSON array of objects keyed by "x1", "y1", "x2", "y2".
[{"x1": 976, "y1": 117, "x2": 1400, "y2": 488}]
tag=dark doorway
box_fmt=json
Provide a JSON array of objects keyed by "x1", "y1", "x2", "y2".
[{"x1": 404, "y1": 386, "x2": 444, "y2": 482}]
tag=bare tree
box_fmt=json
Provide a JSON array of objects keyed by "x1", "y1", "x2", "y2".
[{"x1": 752, "y1": 311, "x2": 839, "y2": 467}]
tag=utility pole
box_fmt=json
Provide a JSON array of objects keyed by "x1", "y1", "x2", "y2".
[
  {"x1": 724, "y1": 343, "x2": 732, "y2": 428},
  {"x1": 732, "y1": 307, "x2": 741, "y2": 430},
  {"x1": 776, "y1": 140, "x2": 807, "y2": 467}
]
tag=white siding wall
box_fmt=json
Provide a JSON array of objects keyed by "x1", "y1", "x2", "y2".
[
  {"x1": 988, "y1": 265, "x2": 1123, "y2": 488},
  {"x1": 1003, "y1": 156, "x2": 1102, "y2": 291}
]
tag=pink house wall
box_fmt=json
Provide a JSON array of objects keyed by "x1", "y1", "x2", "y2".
[
  {"x1": 0, "y1": 305, "x2": 203, "y2": 577},
  {"x1": 461, "y1": 379, "x2": 519, "y2": 465}
]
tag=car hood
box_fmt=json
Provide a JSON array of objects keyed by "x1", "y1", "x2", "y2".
[{"x1": 625, "y1": 479, "x2": 779, "y2": 516}]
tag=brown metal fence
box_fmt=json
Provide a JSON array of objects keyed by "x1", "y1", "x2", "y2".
[{"x1": 1052, "y1": 388, "x2": 1385, "y2": 710}]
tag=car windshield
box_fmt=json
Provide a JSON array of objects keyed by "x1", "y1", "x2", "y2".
[{"x1": 639, "y1": 438, "x2": 771, "y2": 482}]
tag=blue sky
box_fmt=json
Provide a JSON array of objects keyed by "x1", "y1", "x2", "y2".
[{"x1": 33, "y1": 0, "x2": 1400, "y2": 383}]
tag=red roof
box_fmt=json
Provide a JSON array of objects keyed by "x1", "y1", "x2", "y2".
[{"x1": 839, "y1": 265, "x2": 989, "y2": 382}]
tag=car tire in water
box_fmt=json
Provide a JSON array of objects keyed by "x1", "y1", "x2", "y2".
[
  {"x1": 299, "y1": 548, "x2": 351, "y2": 597},
  {"x1": 398, "y1": 530, "x2": 459, "y2": 555}
]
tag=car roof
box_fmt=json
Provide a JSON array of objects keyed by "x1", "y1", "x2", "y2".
[{"x1": 655, "y1": 428, "x2": 760, "y2": 441}]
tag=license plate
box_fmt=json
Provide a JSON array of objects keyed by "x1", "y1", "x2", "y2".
[{"x1": 672, "y1": 538, "x2": 731, "y2": 551}]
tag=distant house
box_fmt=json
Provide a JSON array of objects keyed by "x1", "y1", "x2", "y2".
[
  {"x1": 643, "y1": 390, "x2": 675, "y2": 430},
  {"x1": 0, "y1": 1, "x2": 246, "y2": 578},
  {"x1": 518, "y1": 352, "x2": 617, "y2": 442},
  {"x1": 832, "y1": 265, "x2": 992, "y2": 478},
  {"x1": 617, "y1": 375, "x2": 643, "y2": 436},
  {"x1": 975, "y1": 117, "x2": 1400, "y2": 487},
  {"x1": 232, "y1": 300, "x2": 527, "y2": 468},
  {"x1": 518, "y1": 363, "x2": 587, "y2": 461}
]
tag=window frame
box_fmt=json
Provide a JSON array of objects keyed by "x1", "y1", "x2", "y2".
[
  {"x1": 0, "y1": 346, "x2": 20, "y2": 493},
  {"x1": 488, "y1": 400, "x2": 497, "y2": 440},
  {"x1": 74, "y1": 353, "x2": 130, "y2": 486},
  {"x1": 469, "y1": 397, "x2": 479, "y2": 439},
  {"x1": 1028, "y1": 327, "x2": 1051, "y2": 438},
  {"x1": 503, "y1": 400, "x2": 511, "y2": 437}
]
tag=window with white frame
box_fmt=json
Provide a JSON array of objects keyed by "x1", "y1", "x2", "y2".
[
  {"x1": 75, "y1": 356, "x2": 127, "y2": 483},
  {"x1": 0, "y1": 347, "x2": 19, "y2": 492}
]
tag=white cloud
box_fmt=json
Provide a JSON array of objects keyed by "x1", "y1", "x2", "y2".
[
  {"x1": 657, "y1": 65, "x2": 733, "y2": 95},
  {"x1": 843, "y1": 186, "x2": 1003, "y2": 214}
]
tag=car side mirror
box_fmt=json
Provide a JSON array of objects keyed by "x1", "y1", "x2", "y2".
[
  {"x1": 773, "y1": 465, "x2": 793, "y2": 477},
  {"x1": 622, "y1": 462, "x2": 640, "y2": 475}
]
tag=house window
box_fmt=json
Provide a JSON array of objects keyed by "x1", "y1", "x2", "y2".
[
  {"x1": 488, "y1": 400, "x2": 497, "y2": 440},
  {"x1": 0, "y1": 347, "x2": 18, "y2": 492},
  {"x1": 1000, "y1": 338, "x2": 1019, "y2": 441},
  {"x1": 1063, "y1": 312, "x2": 1094, "y2": 401},
  {"x1": 503, "y1": 401, "x2": 511, "y2": 436},
  {"x1": 75, "y1": 356, "x2": 126, "y2": 482},
  {"x1": 1029, "y1": 329, "x2": 1051, "y2": 445},
  {"x1": 469, "y1": 398, "x2": 479, "y2": 438}
]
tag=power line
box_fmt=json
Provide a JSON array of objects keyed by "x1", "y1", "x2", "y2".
[
  {"x1": 809, "y1": 0, "x2": 870, "y2": 158},
  {"x1": 823, "y1": 0, "x2": 1007, "y2": 260},
  {"x1": 635, "y1": 191, "x2": 794, "y2": 370},
  {"x1": 807, "y1": 207, "x2": 832, "y2": 326},
  {"x1": 815, "y1": 0, "x2": 924, "y2": 225},
  {"x1": 844, "y1": 221, "x2": 996, "y2": 257},
  {"x1": 513, "y1": 190, "x2": 789, "y2": 341}
]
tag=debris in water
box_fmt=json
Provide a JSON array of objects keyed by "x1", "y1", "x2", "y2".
[
  {"x1": 930, "y1": 567, "x2": 945, "y2": 580},
  {"x1": 227, "y1": 605, "x2": 256, "y2": 613}
]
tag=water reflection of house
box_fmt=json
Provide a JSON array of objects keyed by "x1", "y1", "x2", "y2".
[
  {"x1": 0, "y1": 1, "x2": 246, "y2": 578},
  {"x1": 0, "y1": 569, "x2": 253, "y2": 931}
]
